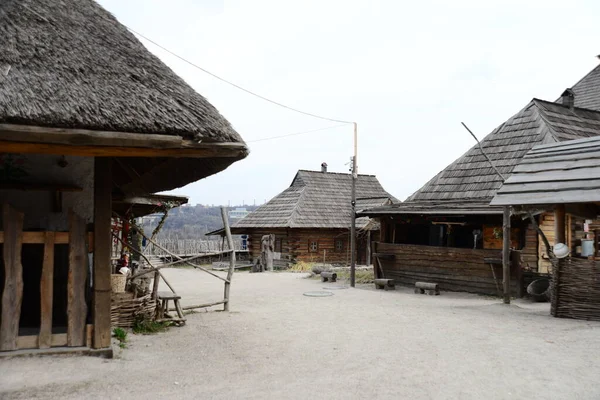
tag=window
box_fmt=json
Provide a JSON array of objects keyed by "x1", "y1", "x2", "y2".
[
  {"x1": 335, "y1": 239, "x2": 344, "y2": 252},
  {"x1": 275, "y1": 239, "x2": 282, "y2": 253},
  {"x1": 309, "y1": 240, "x2": 318, "y2": 252}
]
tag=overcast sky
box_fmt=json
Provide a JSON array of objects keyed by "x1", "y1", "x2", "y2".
[{"x1": 99, "y1": 0, "x2": 599, "y2": 207}]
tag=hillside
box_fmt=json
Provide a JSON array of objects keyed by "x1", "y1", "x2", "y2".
[{"x1": 141, "y1": 204, "x2": 260, "y2": 239}]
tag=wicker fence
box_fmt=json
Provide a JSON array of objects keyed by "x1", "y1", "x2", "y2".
[{"x1": 552, "y1": 258, "x2": 600, "y2": 321}]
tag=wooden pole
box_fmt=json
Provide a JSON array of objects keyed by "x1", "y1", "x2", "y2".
[
  {"x1": 221, "y1": 207, "x2": 235, "y2": 311},
  {"x1": 366, "y1": 230, "x2": 371, "y2": 266},
  {"x1": 93, "y1": 157, "x2": 112, "y2": 349},
  {"x1": 502, "y1": 206, "x2": 511, "y2": 304},
  {"x1": 555, "y1": 204, "x2": 566, "y2": 245},
  {"x1": 350, "y1": 122, "x2": 358, "y2": 287}
]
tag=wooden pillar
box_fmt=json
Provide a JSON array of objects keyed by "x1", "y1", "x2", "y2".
[
  {"x1": 366, "y1": 230, "x2": 372, "y2": 266},
  {"x1": 554, "y1": 204, "x2": 566, "y2": 245},
  {"x1": 502, "y1": 207, "x2": 511, "y2": 304},
  {"x1": 93, "y1": 158, "x2": 112, "y2": 349},
  {"x1": 67, "y1": 210, "x2": 87, "y2": 347},
  {"x1": 0, "y1": 203, "x2": 24, "y2": 351},
  {"x1": 221, "y1": 207, "x2": 235, "y2": 311}
]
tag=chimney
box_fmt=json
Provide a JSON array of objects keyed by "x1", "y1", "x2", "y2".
[
  {"x1": 321, "y1": 162, "x2": 328, "y2": 173},
  {"x1": 561, "y1": 88, "x2": 575, "y2": 109}
]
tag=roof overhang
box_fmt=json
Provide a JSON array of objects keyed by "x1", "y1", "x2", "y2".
[
  {"x1": 113, "y1": 193, "x2": 188, "y2": 217},
  {"x1": 0, "y1": 123, "x2": 249, "y2": 194},
  {"x1": 358, "y1": 201, "x2": 504, "y2": 217}
]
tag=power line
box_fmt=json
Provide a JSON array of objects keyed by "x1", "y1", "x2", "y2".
[
  {"x1": 247, "y1": 124, "x2": 347, "y2": 143},
  {"x1": 127, "y1": 27, "x2": 354, "y2": 125}
]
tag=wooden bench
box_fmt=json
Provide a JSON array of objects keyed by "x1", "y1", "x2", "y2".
[
  {"x1": 321, "y1": 272, "x2": 337, "y2": 282},
  {"x1": 374, "y1": 278, "x2": 395, "y2": 291},
  {"x1": 157, "y1": 291, "x2": 186, "y2": 326},
  {"x1": 414, "y1": 282, "x2": 440, "y2": 296}
]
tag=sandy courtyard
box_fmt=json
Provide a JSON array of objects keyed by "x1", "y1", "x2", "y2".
[{"x1": 2, "y1": 269, "x2": 600, "y2": 400}]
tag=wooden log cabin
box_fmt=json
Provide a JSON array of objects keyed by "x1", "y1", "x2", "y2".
[
  {"x1": 222, "y1": 166, "x2": 396, "y2": 265},
  {"x1": 492, "y1": 136, "x2": 600, "y2": 320},
  {"x1": 359, "y1": 66, "x2": 600, "y2": 296},
  {"x1": 0, "y1": 0, "x2": 247, "y2": 356}
]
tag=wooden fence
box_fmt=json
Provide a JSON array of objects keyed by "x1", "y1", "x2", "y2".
[
  {"x1": 144, "y1": 238, "x2": 242, "y2": 256},
  {"x1": 552, "y1": 258, "x2": 600, "y2": 321},
  {"x1": 0, "y1": 203, "x2": 92, "y2": 351},
  {"x1": 374, "y1": 242, "x2": 520, "y2": 296}
]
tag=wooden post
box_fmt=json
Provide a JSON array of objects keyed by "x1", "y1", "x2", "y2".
[
  {"x1": 0, "y1": 203, "x2": 24, "y2": 351},
  {"x1": 68, "y1": 210, "x2": 87, "y2": 347},
  {"x1": 366, "y1": 230, "x2": 372, "y2": 266},
  {"x1": 502, "y1": 207, "x2": 511, "y2": 304},
  {"x1": 555, "y1": 204, "x2": 566, "y2": 245},
  {"x1": 221, "y1": 207, "x2": 235, "y2": 311},
  {"x1": 39, "y1": 232, "x2": 55, "y2": 349},
  {"x1": 93, "y1": 157, "x2": 112, "y2": 349}
]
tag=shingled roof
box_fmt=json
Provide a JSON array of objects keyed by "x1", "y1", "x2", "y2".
[
  {"x1": 233, "y1": 170, "x2": 396, "y2": 229},
  {"x1": 361, "y1": 99, "x2": 600, "y2": 216},
  {"x1": 491, "y1": 135, "x2": 600, "y2": 206},
  {"x1": 558, "y1": 61, "x2": 600, "y2": 111},
  {"x1": 0, "y1": 0, "x2": 248, "y2": 194}
]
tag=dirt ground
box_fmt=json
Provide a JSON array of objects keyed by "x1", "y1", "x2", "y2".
[{"x1": 2, "y1": 269, "x2": 600, "y2": 400}]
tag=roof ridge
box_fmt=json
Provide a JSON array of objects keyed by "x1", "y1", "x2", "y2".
[
  {"x1": 530, "y1": 100, "x2": 560, "y2": 145},
  {"x1": 535, "y1": 97, "x2": 600, "y2": 114},
  {"x1": 297, "y1": 169, "x2": 376, "y2": 177},
  {"x1": 554, "y1": 63, "x2": 600, "y2": 102},
  {"x1": 286, "y1": 185, "x2": 308, "y2": 227}
]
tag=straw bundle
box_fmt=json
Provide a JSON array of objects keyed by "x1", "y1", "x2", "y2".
[{"x1": 552, "y1": 258, "x2": 600, "y2": 321}]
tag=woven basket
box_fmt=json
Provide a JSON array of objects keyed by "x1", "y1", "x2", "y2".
[
  {"x1": 111, "y1": 293, "x2": 157, "y2": 328},
  {"x1": 111, "y1": 274, "x2": 127, "y2": 293},
  {"x1": 527, "y1": 278, "x2": 551, "y2": 302}
]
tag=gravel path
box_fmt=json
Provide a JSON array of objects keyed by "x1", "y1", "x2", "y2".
[{"x1": 2, "y1": 269, "x2": 600, "y2": 400}]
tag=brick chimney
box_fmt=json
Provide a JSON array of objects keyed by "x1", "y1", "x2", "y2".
[
  {"x1": 561, "y1": 88, "x2": 575, "y2": 109},
  {"x1": 321, "y1": 162, "x2": 328, "y2": 173}
]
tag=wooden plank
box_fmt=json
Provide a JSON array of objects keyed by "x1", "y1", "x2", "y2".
[
  {"x1": 0, "y1": 231, "x2": 68, "y2": 244},
  {"x1": 222, "y1": 207, "x2": 236, "y2": 312},
  {"x1": 0, "y1": 140, "x2": 247, "y2": 158},
  {"x1": 502, "y1": 207, "x2": 511, "y2": 304},
  {"x1": 0, "y1": 203, "x2": 24, "y2": 351},
  {"x1": 39, "y1": 232, "x2": 55, "y2": 349},
  {"x1": 505, "y1": 166, "x2": 600, "y2": 184},
  {"x1": 93, "y1": 158, "x2": 112, "y2": 349},
  {"x1": 67, "y1": 210, "x2": 87, "y2": 347},
  {"x1": 17, "y1": 333, "x2": 68, "y2": 350}
]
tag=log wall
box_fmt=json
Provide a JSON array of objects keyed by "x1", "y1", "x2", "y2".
[{"x1": 374, "y1": 242, "x2": 520, "y2": 296}]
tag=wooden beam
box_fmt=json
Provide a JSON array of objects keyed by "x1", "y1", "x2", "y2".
[
  {"x1": 93, "y1": 158, "x2": 112, "y2": 349},
  {"x1": 555, "y1": 204, "x2": 566, "y2": 244},
  {"x1": 67, "y1": 210, "x2": 87, "y2": 347},
  {"x1": 17, "y1": 333, "x2": 67, "y2": 350},
  {"x1": 0, "y1": 203, "x2": 24, "y2": 351},
  {"x1": 0, "y1": 140, "x2": 247, "y2": 158},
  {"x1": 39, "y1": 232, "x2": 55, "y2": 349},
  {"x1": 502, "y1": 207, "x2": 511, "y2": 304}
]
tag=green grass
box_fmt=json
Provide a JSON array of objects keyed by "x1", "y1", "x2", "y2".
[
  {"x1": 112, "y1": 327, "x2": 127, "y2": 348},
  {"x1": 132, "y1": 317, "x2": 171, "y2": 335}
]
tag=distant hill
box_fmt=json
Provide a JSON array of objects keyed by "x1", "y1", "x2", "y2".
[{"x1": 141, "y1": 204, "x2": 260, "y2": 239}]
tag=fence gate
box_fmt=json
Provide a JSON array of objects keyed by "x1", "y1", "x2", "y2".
[{"x1": 0, "y1": 203, "x2": 92, "y2": 352}]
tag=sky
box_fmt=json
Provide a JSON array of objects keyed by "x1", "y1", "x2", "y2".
[{"x1": 98, "y1": 0, "x2": 600, "y2": 207}]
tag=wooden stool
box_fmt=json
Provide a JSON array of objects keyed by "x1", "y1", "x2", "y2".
[
  {"x1": 157, "y1": 291, "x2": 186, "y2": 325},
  {"x1": 414, "y1": 282, "x2": 440, "y2": 296},
  {"x1": 374, "y1": 278, "x2": 395, "y2": 290},
  {"x1": 321, "y1": 272, "x2": 337, "y2": 282}
]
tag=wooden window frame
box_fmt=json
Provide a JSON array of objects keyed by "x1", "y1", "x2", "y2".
[
  {"x1": 309, "y1": 239, "x2": 318, "y2": 252},
  {"x1": 335, "y1": 239, "x2": 344, "y2": 252}
]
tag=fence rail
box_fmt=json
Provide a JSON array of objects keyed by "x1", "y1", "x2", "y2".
[{"x1": 144, "y1": 238, "x2": 242, "y2": 256}]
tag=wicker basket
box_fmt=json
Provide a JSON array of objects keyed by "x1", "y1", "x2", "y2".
[
  {"x1": 111, "y1": 274, "x2": 127, "y2": 293},
  {"x1": 527, "y1": 278, "x2": 551, "y2": 302}
]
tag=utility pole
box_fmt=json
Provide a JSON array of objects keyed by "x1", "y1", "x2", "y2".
[{"x1": 350, "y1": 122, "x2": 358, "y2": 287}]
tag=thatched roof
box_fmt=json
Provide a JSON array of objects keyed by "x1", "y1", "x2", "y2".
[
  {"x1": 0, "y1": 0, "x2": 248, "y2": 194},
  {"x1": 232, "y1": 170, "x2": 396, "y2": 230},
  {"x1": 491, "y1": 136, "x2": 600, "y2": 206},
  {"x1": 113, "y1": 193, "x2": 188, "y2": 217},
  {"x1": 559, "y1": 61, "x2": 600, "y2": 111},
  {"x1": 361, "y1": 99, "x2": 600, "y2": 217}
]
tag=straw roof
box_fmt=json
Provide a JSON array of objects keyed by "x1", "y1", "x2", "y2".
[
  {"x1": 233, "y1": 170, "x2": 396, "y2": 230},
  {"x1": 491, "y1": 136, "x2": 600, "y2": 206},
  {"x1": 0, "y1": 0, "x2": 248, "y2": 193},
  {"x1": 361, "y1": 100, "x2": 600, "y2": 216},
  {"x1": 0, "y1": 0, "x2": 243, "y2": 143}
]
